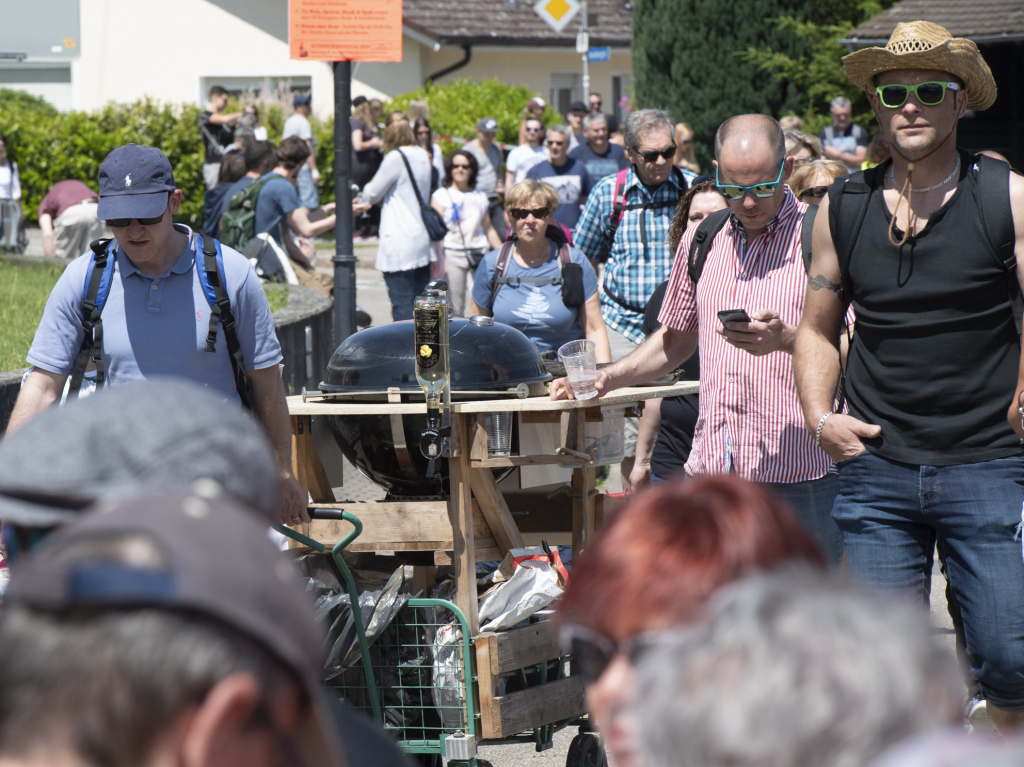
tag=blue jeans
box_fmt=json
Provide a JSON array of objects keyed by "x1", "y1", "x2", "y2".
[
  {"x1": 834, "y1": 450, "x2": 1024, "y2": 711},
  {"x1": 766, "y1": 473, "x2": 843, "y2": 566},
  {"x1": 297, "y1": 163, "x2": 320, "y2": 209},
  {"x1": 383, "y1": 265, "x2": 431, "y2": 321}
]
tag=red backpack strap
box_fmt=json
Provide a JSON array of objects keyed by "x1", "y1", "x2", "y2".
[
  {"x1": 489, "y1": 238, "x2": 517, "y2": 309},
  {"x1": 601, "y1": 167, "x2": 631, "y2": 262}
]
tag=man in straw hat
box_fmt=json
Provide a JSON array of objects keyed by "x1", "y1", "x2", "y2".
[{"x1": 794, "y1": 21, "x2": 1024, "y2": 733}]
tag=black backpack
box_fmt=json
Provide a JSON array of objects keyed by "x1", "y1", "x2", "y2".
[
  {"x1": 70, "y1": 235, "x2": 257, "y2": 411},
  {"x1": 488, "y1": 223, "x2": 585, "y2": 309}
]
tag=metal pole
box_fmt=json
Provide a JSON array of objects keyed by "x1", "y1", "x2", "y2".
[
  {"x1": 581, "y1": 1, "x2": 590, "y2": 100},
  {"x1": 333, "y1": 60, "x2": 357, "y2": 346}
]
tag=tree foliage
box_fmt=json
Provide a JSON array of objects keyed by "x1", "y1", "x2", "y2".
[
  {"x1": 632, "y1": 0, "x2": 894, "y2": 165},
  {"x1": 388, "y1": 78, "x2": 560, "y2": 156},
  {"x1": 632, "y1": 0, "x2": 815, "y2": 168}
]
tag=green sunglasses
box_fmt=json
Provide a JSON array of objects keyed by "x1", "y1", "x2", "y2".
[
  {"x1": 876, "y1": 81, "x2": 959, "y2": 109},
  {"x1": 715, "y1": 164, "x2": 784, "y2": 202}
]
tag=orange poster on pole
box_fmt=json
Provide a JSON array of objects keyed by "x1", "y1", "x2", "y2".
[{"x1": 289, "y1": 0, "x2": 402, "y2": 62}]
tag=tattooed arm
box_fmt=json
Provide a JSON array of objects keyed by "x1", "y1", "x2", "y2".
[{"x1": 794, "y1": 194, "x2": 880, "y2": 461}]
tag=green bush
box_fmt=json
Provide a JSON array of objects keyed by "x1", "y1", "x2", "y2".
[{"x1": 388, "y1": 78, "x2": 560, "y2": 157}]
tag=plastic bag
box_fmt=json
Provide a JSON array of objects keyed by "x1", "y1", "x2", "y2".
[{"x1": 477, "y1": 543, "x2": 567, "y2": 632}]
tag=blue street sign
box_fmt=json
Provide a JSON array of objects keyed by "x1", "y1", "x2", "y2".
[{"x1": 587, "y1": 46, "x2": 610, "y2": 62}]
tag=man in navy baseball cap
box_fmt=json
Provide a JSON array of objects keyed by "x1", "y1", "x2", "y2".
[
  {"x1": 96, "y1": 143, "x2": 177, "y2": 222},
  {"x1": 9, "y1": 142, "x2": 309, "y2": 527}
]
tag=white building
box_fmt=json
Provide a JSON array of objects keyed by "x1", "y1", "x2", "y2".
[{"x1": 1, "y1": 0, "x2": 632, "y2": 124}]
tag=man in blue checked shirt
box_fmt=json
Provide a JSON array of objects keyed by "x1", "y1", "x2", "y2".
[{"x1": 574, "y1": 109, "x2": 688, "y2": 359}]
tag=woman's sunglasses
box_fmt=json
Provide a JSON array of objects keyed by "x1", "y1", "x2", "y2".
[
  {"x1": 715, "y1": 164, "x2": 784, "y2": 202},
  {"x1": 876, "y1": 81, "x2": 959, "y2": 109},
  {"x1": 634, "y1": 145, "x2": 676, "y2": 163},
  {"x1": 799, "y1": 185, "x2": 830, "y2": 201},
  {"x1": 509, "y1": 206, "x2": 551, "y2": 220},
  {"x1": 560, "y1": 624, "x2": 666, "y2": 686}
]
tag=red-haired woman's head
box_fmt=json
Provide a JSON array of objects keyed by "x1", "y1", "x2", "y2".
[
  {"x1": 559, "y1": 476, "x2": 826, "y2": 767},
  {"x1": 559, "y1": 475, "x2": 826, "y2": 640}
]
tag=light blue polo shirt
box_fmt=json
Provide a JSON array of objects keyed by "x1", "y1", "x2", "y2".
[{"x1": 27, "y1": 225, "x2": 282, "y2": 405}]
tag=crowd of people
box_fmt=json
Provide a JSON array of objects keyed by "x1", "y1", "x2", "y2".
[{"x1": 2, "y1": 16, "x2": 1024, "y2": 767}]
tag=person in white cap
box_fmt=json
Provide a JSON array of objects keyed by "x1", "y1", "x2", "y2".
[{"x1": 794, "y1": 20, "x2": 1024, "y2": 734}]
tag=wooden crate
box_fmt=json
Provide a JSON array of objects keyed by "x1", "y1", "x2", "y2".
[{"x1": 474, "y1": 620, "x2": 585, "y2": 740}]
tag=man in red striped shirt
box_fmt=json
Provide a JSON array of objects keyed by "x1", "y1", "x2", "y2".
[{"x1": 551, "y1": 114, "x2": 842, "y2": 564}]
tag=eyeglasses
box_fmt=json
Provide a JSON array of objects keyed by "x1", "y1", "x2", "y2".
[
  {"x1": 508, "y1": 206, "x2": 551, "y2": 220},
  {"x1": 560, "y1": 625, "x2": 665, "y2": 686},
  {"x1": 525, "y1": 126, "x2": 543, "y2": 133},
  {"x1": 799, "y1": 185, "x2": 830, "y2": 201},
  {"x1": 451, "y1": 163, "x2": 472, "y2": 170},
  {"x1": 715, "y1": 164, "x2": 785, "y2": 202},
  {"x1": 876, "y1": 81, "x2": 960, "y2": 109},
  {"x1": 106, "y1": 210, "x2": 166, "y2": 228},
  {"x1": 634, "y1": 145, "x2": 676, "y2": 163}
]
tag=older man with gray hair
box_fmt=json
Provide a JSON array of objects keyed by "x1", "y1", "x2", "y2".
[
  {"x1": 569, "y1": 112, "x2": 628, "y2": 183},
  {"x1": 525, "y1": 124, "x2": 592, "y2": 229},
  {"x1": 819, "y1": 95, "x2": 869, "y2": 171},
  {"x1": 632, "y1": 570, "x2": 963, "y2": 767},
  {"x1": 574, "y1": 109, "x2": 689, "y2": 356}
]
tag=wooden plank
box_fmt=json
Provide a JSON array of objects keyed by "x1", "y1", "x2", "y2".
[
  {"x1": 469, "y1": 415, "x2": 489, "y2": 461},
  {"x1": 481, "y1": 621, "x2": 563, "y2": 676},
  {"x1": 411, "y1": 566, "x2": 436, "y2": 597},
  {"x1": 434, "y1": 546, "x2": 503, "y2": 566},
  {"x1": 566, "y1": 409, "x2": 597, "y2": 556},
  {"x1": 291, "y1": 415, "x2": 333, "y2": 503},
  {"x1": 470, "y1": 454, "x2": 586, "y2": 468},
  {"x1": 448, "y1": 413, "x2": 480, "y2": 634},
  {"x1": 286, "y1": 383, "x2": 698, "y2": 416},
  {"x1": 469, "y1": 468, "x2": 526, "y2": 555},
  {"x1": 303, "y1": 501, "x2": 492, "y2": 546},
  {"x1": 486, "y1": 676, "x2": 586, "y2": 738},
  {"x1": 475, "y1": 636, "x2": 500, "y2": 740}
]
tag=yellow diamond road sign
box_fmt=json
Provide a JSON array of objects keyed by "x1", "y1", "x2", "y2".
[{"x1": 534, "y1": 0, "x2": 581, "y2": 34}]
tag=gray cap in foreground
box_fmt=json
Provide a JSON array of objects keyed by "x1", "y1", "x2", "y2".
[{"x1": 0, "y1": 378, "x2": 282, "y2": 526}]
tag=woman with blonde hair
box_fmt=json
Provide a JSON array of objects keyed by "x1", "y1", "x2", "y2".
[
  {"x1": 351, "y1": 98, "x2": 383, "y2": 238},
  {"x1": 354, "y1": 119, "x2": 435, "y2": 319},
  {"x1": 673, "y1": 123, "x2": 700, "y2": 174},
  {"x1": 788, "y1": 158, "x2": 847, "y2": 205},
  {"x1": 784, "y1": 129, "x2": 823, "y2": 163},
  {"x1": 469, "y1": 180, "x2": 609, "y2": 361}
]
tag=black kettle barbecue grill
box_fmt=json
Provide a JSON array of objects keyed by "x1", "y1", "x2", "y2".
[{"x1": 319, "y1": 317, "x2": 551, "y2": 497}]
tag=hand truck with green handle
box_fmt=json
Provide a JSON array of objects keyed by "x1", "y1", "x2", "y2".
[{"x1": 279, "y1": 509, "x2": 603, "y2": 767}]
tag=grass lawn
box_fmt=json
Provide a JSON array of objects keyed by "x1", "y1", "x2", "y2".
[{"x1": 0, "y1": 260, "x2": 289, "y2": 372}]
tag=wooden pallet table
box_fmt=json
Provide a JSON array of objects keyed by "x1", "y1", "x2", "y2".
[{"x1": 286, "y1": 382, "x2": 695, "y2": 739}]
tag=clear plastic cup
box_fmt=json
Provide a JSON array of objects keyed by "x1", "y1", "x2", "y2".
[
  {"x1": 557, "y1": 339, "x2": 599, "y2": 400},
  {"x1": 485, "y1": 411, "x2": 513, "y2": 456}
]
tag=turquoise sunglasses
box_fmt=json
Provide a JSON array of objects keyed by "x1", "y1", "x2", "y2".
[{"x1": 715, "y1": 164, "x2": 784, "y2": 202}]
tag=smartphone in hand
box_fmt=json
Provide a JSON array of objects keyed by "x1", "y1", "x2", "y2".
[{"x1": 717, "y1": 309, "x2": 751, "y2": 325}]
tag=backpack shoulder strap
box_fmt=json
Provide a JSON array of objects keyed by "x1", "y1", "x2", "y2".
[
  {"x1": 605, "y1": 167, "x2": 630, "y2": 238},
  {"x1": 490, "y1": 239, "x2": 517, "y2": 309},
  {"x1": 195, "y1": 234, "x2": 257, "y2": 412},
  {"x1": 686, "y1": 208, "x2": 731, "y2": 285},
  {"x1": 974, "y1": 153, "x2": 1020, "y2": 334},
  {"x1": 975, "y1": 153, "x2": 1015, "y2": 273},
  {"x1": 828, "y1": 163, "x2": 884, "y2": 306},
  {"x1": 69, "y1": 238, "x2": 115, "y2": 396},
  {"x1": 801, "y1": 204, "x2": 819, "y2": 274}
]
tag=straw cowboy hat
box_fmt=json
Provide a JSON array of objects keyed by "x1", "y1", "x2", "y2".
[{"x1": 843, "y1": 21, "x2": 997, "y2": 111}]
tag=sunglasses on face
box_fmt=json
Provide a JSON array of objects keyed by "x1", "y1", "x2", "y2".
[
  {"x1": 451, "y1": 163, "x2": 472, "y2": 170},
  {"x1": 508, "y1": 206, "x2": 551, "y2": 220},
  {"x1": 799, "y1": 185, "x2": 830, "y2": 201},
  {"x1": 716, "y1": 164, "x2": 785, "y2": 202},
  {"x1": 876, "y1": 81, "x2": 959, "y2": 109},
  {"x1": 560, "y1": 625, "x2": 664, "y2": 686},
  {"x1": 525, "y1": 126, "x2": 543, "y2": 133},
  {"x1": 546, "y1": 140, "x2": 566, "y2": 147},
  {"x1": 634, "y1": 145, "x2": 676, "y2": 163},
  {"x1": 106, "y1": 211, "x2": 166, "y2": 228}
]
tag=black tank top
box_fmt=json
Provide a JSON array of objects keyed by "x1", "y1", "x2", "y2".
[{"x1": 844, "y1": 152, "x2": 1022, "y2": 466}]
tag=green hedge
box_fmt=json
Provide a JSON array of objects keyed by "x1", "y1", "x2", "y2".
[{"x1": 0, "y1": 78, "x2": 542, "y2": 231}]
